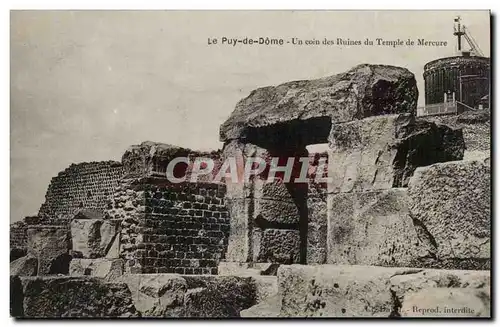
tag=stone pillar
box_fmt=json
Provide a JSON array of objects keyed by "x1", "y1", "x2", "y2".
[{"x1": 223, "y1": 140, "x2": 307, "y2": 266}]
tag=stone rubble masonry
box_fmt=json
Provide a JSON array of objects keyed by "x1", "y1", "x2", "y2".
[
  {"x1": 277, "y1": 264, "x2": 490, "y2": 317},
  {"x1": 38, "y1": 161, "x2": 124, "y2": 223},
  {"x1": 106, "y1": 177, "x2": 230, "y2": 275},
  {"x1": 408, "y1": 160, "x2": 490, "y2": 270}
]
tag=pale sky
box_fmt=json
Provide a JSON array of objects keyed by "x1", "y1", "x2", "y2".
[{"x1": 10, "y1": 10, "x2": 490, "y2": 222}]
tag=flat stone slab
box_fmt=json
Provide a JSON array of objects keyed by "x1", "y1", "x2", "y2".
[{"x1": 278, "y1": 264, "x2": 490, "y2": 318}]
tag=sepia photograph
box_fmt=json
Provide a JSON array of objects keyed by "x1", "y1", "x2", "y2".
[{"x1": 9, "y1": 9, "x2": 491, "y2": 318}]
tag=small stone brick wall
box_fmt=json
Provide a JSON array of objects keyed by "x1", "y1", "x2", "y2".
[
  {"x1": 107, "y1": 177, "x2": 230, "y2": 275},
  {"x1": 38, "y1": 161, "x2": 124, "y2": 222},
  {"x1": 141, "y1": 180, "x2": 229, "y2": 274}
]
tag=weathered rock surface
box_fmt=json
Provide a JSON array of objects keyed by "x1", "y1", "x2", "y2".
[
  {"x1": 220, "y1": 64, "x2": 418, "y2": 143},
  {"x1": 327, "y1": 189, "x2": 430, "y2": 267},
  {"x1": 69, "y1": 258, "x2": 124, "y2": 281},
  {"x1": 118, "y1": 274, "x2": 257, "y2": 317},
  {"x1": 328, "y1": 114, "x2": 465, "y2": 193},
  {"x1": 408, "y1": 160, "x2": 490, "y2": 269},
  {"x1": 254, "y1": 229, "x2": 301, "y2": 264},
  {"x1": 278, "y1": 264, "x2": 490, "y2": 318},
  {"x1": 13, "y1": 276, "x2": 139, "y2": 318},
  {"x1": 390, "y1": 268, "x2": 490, "y2": 317},
  {"x1": 10, "y1": 255, "x2": 38, "y2": 277},
  {"x1": 27, "y1": 226, "x2": 71, "y2": 275},
  {"x1": 70, "y1": 219, "x2": 120, "y2": 258}
]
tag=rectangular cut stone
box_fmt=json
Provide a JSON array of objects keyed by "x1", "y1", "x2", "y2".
[
  {"x1": 328, "y1": 115, "x2": 410, "y2": 193},
  {"x1": 307, "y1": 196, "x2": 327, "y2": 264},
  {"x1": 70, "y1": 219, "x2": 119, "y2": 258},
  {"x1": 327, "y1": 114, "x2": 465, "y2": 193},
  {"x1": 225, "y1": 198, "x2": 252, "y2": 262},
  {"x1": 326, "y1": 189, "x2": 428, "y2": 267}
]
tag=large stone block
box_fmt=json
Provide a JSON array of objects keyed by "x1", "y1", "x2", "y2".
[
  {"x1": 328, "y1": 114, "x2": 465, "y2": 193},
  {"x1": 277, "y1": 264, "x2": 490, "y2": 318},
  {"x1": 10, "y1": 255, "x2": 38, "y2": 277},
  {"x1": 14, "y1": 276, "x2": 139, "y2": 318},
  {"x1": 326, "y1": 189, "x2": 430, "y2": 267},
  {"x1": 71, "y1": 219, "x2": 120, "y2": 258},
  {"x1": 27, "y1": 227, "x2": 71, "y2": 275},
  {"x1": 220, "y1": 64, "x2": 418, "y2": 143},
  {"x1": 408, "y1": 160, "x2": 490, "y2": 269},
  {"x1": 69, "y1": 258, "x2": 124, "y2": 281}
]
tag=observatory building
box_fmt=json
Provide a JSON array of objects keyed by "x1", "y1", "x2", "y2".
[{"x1": 419, "y1": 17, "x2": 490, "y2": 116}]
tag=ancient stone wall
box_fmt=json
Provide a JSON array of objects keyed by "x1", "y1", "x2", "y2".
[
  {"x1": 38, "y1": 161, "x2": 124, "y2": 222},
  {"x1": 107, "y1": 178, "x2": 230, "y2": 275},
  {"x1": 105, "y1": 142, "x2": 230, "y2": 275},
  {"x1": 10, "y1": 221, "x2": 28, "y2": 255}
]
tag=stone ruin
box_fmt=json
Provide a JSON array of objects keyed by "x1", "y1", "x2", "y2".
[{"x1": 10, "y1": 64, "x2": 491, "y2": 318}]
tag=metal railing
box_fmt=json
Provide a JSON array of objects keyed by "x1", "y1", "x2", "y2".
[{"x1": 416, "y1": 101, "x2": 458, "y2": 117}]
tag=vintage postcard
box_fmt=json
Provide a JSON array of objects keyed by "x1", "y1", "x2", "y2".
[{"x1": 10, "y1": 10, "x2": 491, "y2": 318}]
